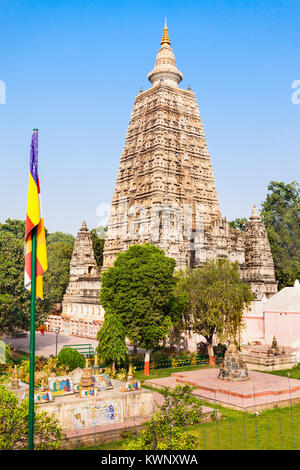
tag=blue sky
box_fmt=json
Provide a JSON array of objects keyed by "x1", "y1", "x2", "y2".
[{"x1": 0, "y1": 0, "x2": 299, "y2": 235}]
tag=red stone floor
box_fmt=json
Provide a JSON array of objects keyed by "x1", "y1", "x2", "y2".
[{"x1": 144, "y1": 369, "x2": 300, "y2": 411}]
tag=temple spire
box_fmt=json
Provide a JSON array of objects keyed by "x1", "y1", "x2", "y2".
[
  {"x1": 161, "y1": 18, "x2": 171, "y2": 46},
  {"x1": 148, "y1": 20, "x2": 182, "y2": 87}
]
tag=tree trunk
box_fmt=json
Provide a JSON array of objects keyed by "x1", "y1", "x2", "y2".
[
  {"x1": 207, "y1": 336, "x2": 216, "y2": 366},
  {"x1": 112, "y1": 361, "x2": 115, "y2": 373},
  {"x1": 144, "y1": 349, "x2": 151, "y2": 376}
]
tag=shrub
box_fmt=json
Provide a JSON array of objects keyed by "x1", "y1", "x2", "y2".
[
  {"x1": 0, "y1": 386, "x2": 63, "y2": 449},
  {"x1": 196, "y1": 341, "x2": 208, "y2": 355},
  {"x1": 57, "y1": 347, "x2": 84, "y2": 371},
  {"x1": 5, "y1": 344, "x2": 12, "y2": 363},
  {"x1": 213, "y1": 343, "x2": 227, "y2": 356}
]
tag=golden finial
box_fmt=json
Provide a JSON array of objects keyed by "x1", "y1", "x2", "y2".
[
  {"x1": 128, "y1": 363, "x2": 133, "y2": 380},
  {"x1": 161, "y1": 18, "x2": 171, "y2": 46},
  {"x1": 85, "y1": 356, "x2": 89, "y2": 368},
  {"x1": 94, "y1": 353, "x2": 98, "y2": 367}
]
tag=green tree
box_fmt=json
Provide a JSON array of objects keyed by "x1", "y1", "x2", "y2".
[
  {"x1": 90, "y1": 226, "x2": 107, "y2": 267},
  {"x1": 47, "y1": 231, "x2": 74, "y2": 246},
  {"x1": 261, "y1": 181, "x2": 300, "y2": 289},
  {"x1": 0, "y1": 220, "x2": 74, "y2": 334},
  {"x1": 42, "y1": 241, "x2": 74, "y2": 313},
  {"x1": 96, "y1": 312, "x2": 128, "y2": 372},
  {"x1": 229, "y1": 218, "x2": 248, "y2": 231},
  {"x1": 0, "y1": 385, "x2": 63, "y2": 449},
  {"x1": 100, "y1": 244, "x2": 181, "y2": 375},
  {"x1": 0, "y1": 218, "x2": 26, "y2": 240},
  {"x1": 0, "y1": 232, "x2": 32, "y2": 334},
  {"x1": 175, "y1": 260, "x2": 253, "y2": 361}
]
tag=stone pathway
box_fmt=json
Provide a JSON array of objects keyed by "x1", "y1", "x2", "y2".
[
  {"x1": 2, "y1": 332, "x2": 143, "y2": 358},
  {"x1": 2, "y1": 332, "x2": 98, "y2": 357}
]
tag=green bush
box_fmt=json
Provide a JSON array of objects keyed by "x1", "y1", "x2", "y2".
[
  {"x1": 5, "y1": 344, "x2": 12, "y2": 363},
  {"x1": 213, "y1": 343, "x2": 227, "y2": 356},
  {"x1": 57, "y1": 347, "x2": 84, "y2": 371},
  {"x1": 0, "y1": 385, "x2": 63, "y2": 449}
]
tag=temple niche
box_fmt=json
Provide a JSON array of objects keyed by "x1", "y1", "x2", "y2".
[
  {"x1": 48, "y1": 221, "x2": 104, "y2": 339},
  {"x1": 102, "y1": 23, "x2": 277, "y2": 301}
]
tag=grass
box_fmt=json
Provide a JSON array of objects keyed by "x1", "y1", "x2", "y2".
[
  {"x1": 265, "y1": 364, "x2": 300, "y2": 380},
  {"x1": 134, "y1": 363, "x2": 212, "y2": 383}
]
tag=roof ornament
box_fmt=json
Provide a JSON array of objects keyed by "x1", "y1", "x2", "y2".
[
  {"x1": 249, "y1": 203, "x2": 260, "y2": 221},
  {"x1": 148, "y1": 20, "x2": 183, "y2": 87},
  {"x1": 161, "y1": 18, "x2": 171, "y2": 46},
  {"x1": 79, "y1": 220, "x2": 88, "y2": 232}
]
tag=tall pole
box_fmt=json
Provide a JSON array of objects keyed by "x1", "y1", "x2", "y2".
[{"x1": 28, "y1": 225, "x2": 37, "y2": 450}]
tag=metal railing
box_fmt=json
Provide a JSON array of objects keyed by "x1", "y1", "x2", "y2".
[
  {"x1": 132, "y1": 354, "x2": 224, "y2": 371},
  {"x1": 62, "y1": 343, "x2": 95, "y2": 358}
]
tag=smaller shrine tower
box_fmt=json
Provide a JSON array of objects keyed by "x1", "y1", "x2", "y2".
[
  {"x1": 243, "y1": 204, "x2": 278, "y2": 300},
  {"x1": 48, "y1": 221, "x2": 104, "y2": 339}
]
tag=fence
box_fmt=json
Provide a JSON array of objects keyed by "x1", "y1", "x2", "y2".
[
  {"x1": 62, "y1": 347, "x2": 223, "y2": 371},
  {"x1": 132, "y1": 354, "x2": 224, "y2": 371},
  {"x1": 62, "y1": 343, "x2": 95, "y2": 358}
]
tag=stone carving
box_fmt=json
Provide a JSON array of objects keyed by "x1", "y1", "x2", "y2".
[{"x1": 102, "y1": 24, "x2": 277, "y2": 301}]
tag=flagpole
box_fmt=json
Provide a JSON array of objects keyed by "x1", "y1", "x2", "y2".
[{"x1": 28, "y1": 197, "x2": 37, "y2": 450}]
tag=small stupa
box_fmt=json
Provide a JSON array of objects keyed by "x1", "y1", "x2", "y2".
[
  {"x1": 218, "y1": 341, "x2": 249, "y2": 381},
  {"x1": 10, "y1": 365, "x2": 20, "y2": 390},
  {"x1": 79, "y1": 357, "x2": 94, "y2": 389}
]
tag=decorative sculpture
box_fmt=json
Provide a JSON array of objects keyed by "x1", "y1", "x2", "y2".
[{"x1": 272, "y1": 335, "x2": 278, "y2": 350}]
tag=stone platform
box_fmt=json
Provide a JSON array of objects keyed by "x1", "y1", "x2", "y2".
[
  {"x1": 60, "y1": 391, "x2": 219, "y2": 448},
  {"x1": 144, "y1": 369, "x2": 300, "y2": 412},
  {"x1": 240, "y1": 345, "x2": 299, "y2": 371},
  {"x1": 38, "y1": 384, "x2": 153, "y2": 432}
]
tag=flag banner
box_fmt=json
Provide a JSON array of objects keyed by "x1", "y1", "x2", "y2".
[{"x1": 24, "y1": 129, "x2": 48, "y2": 299}]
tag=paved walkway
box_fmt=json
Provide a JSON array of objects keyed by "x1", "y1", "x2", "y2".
[
  {"x1": 2, "y1": 332, "x2": 143, "y2": 357},
  {"x1": 2, "y1": 332, "x2": 98, "y2": 357}
]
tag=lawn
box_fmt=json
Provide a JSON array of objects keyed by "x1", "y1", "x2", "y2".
[
  {"x1": 265, "y1": 364, "x2": 300, "y2": 380},
  {"x1": 134, "y1": 363, "x2": 212, "y2": 383}
]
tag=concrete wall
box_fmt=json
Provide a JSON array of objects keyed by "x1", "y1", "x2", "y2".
[{"x1": 38, "y1": 388, "x2": 153, "y2": 431}]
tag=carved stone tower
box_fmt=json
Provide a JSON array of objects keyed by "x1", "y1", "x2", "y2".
[
  {"x1": 243, "y1": 205, "x2": 278, "y2": 299},
  {"x1": 56, "y1": 221, "x2": 104, "y2": 338},
  {"x1": 103, "y1": 22, "x2": 221, "y2": 269},
  {"x1": 102, "y1": 23, "x2": 277, "y2": 300}
]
